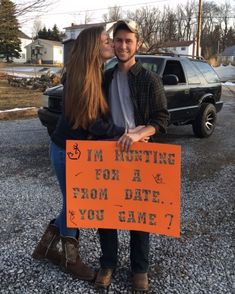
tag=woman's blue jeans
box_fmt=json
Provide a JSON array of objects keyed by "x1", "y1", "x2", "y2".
[{"x1": 49, "y1": 141, "x2": 78, "y2": 237}]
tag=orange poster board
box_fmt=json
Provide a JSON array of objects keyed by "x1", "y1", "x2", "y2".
[{"x1": 66, "y1": 140, "x2": 181, "y2": 237}]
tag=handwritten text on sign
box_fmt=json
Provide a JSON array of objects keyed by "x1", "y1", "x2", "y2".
[{"x1": 66, "y1": 141, "x2": 181, "y2": 237}]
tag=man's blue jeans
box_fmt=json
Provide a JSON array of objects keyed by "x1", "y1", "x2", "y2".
[
  {"x1": 98, "y1": 229, "x2": 150, "y2": 273},
  {"x1": 49, "y1": 141, "x2": 78, "y2": 237}
]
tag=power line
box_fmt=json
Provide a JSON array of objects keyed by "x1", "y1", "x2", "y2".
[{"x1": 40, "y1": 0, "x2": 168, "y2": 16}]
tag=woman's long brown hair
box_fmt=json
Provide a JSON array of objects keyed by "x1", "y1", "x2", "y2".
[{"x1": 65, "y1": 26, "x2": 108, "y2": 129}]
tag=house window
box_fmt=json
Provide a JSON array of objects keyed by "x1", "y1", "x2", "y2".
[{"x1": 181, "y1": 47, "x2": 186, "y2": 51}]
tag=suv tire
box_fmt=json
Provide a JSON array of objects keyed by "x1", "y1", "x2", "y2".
[{"x1": 192, "y1": 103, "x2": 217, "y2": 138}]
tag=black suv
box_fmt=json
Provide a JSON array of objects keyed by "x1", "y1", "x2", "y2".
[{"x1": 38, "y1": 54, "x2": 223, "y2": 138}]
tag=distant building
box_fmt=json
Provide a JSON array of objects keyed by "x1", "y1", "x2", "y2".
[
  {"x1": 62, "y1": 22, "x2": 115, "y2": 64},
  {"x1": 218, "y1": 45, "x2": 235, "y2": 65},
  {"x1": 25, "y1": 39, "x2": 63, "y2": 64},
  {"x1": 63, "y1": 22, "x2": 115, "y2": 41},
  {"x1": 12, "y1": 30, "x2": 31, "y2": 63},
  {"x1": 148, "y1": 40, "x2": 201, "y2": 57}
]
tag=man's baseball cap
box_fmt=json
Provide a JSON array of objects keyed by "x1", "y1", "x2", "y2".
[{"x1": 113, "y1": 20, "x2": 139, "y2": 36}]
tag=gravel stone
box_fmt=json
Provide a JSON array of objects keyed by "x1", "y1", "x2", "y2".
[{"x1": 0, "y1": 92, "x2": 235, "y2": 294}]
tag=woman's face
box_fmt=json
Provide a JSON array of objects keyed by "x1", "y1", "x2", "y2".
[{"x1": 100, "y1": 31, "x2": 114, "y2": 63}]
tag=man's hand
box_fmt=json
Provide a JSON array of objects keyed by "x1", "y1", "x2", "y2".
[{"x1": 128, "y1": 125, "x2": 145, "y2": 133}]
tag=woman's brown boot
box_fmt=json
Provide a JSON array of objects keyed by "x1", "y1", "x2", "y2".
[
  {"x1": 32, "y1": 221, "x2": 61, "y2": 265},
  {"x1": 61, "y1": 236, "x2": 96, "y2": 281}
]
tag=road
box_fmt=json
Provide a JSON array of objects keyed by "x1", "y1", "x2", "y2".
[{"x1": 0, "y1": 92, "x2": 234, "y2": 293}]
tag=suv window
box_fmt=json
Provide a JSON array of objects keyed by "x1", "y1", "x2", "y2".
[
  {"x1": 181, "y1": 60, "x2": 201, "y2": 84},
  {"x1": 192, "y1": 61, "x2": 220, "y2": 83},
  {"x1": 163, "y1": 60, "x2": 186, "y2": 83},
  {"x1": 136, "y1": 57, "x2": 163, "y2": 74}
]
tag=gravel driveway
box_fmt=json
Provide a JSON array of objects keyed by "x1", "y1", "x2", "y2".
[{"x1": 0, "y1": 93, "x2": 234, "y2": 293}]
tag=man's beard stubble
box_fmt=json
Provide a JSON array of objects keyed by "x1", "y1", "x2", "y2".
[{"x1": 116, "y1": 51, "x2": 136, "y2": 63}]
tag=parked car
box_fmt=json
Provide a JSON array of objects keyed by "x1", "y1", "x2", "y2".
[{"x1": 38, "y1": 54, "x2": 223, "y2": 138}]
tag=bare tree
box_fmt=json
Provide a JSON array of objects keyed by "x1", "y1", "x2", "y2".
[
  {"x1": 127, "y1": 6, "x2": 161, "y2": 51},
  {"x1": 84, "y1": 11, "x2": 93, "y2": 24},
  {"x1": 31, "y1": 17, "x2": 43, "y2": 38},
  {"x1": 201, "y1": 1, "x2": 220, "y2": 34},
  {"x1": 176, "y1": 1, "x2": 195, "y2": 41},
  {"x1": 176, "y1": 5, "x2": 186, "y2": 40},
  {"x1": 103, "y1": 5, "x2": 123, "y2": 22},
  {"x1": 219, "y1": 1, "x2": 232, "y2": 50},
  {"x1": 99, "y1": 0, "x2": 234, "y2": 58},
  {"x1": 15, "y1": 0, "x2": 54, "y2": 17},
  {"x1": 185, "y1": 1, "x2": 196, "y2": 40},
  {"x1": 160, "y1": 6, "x2": 177, "y2": 42},
  {"x1": 201, "y1": 1, "x2": 221, "y2": 58}
]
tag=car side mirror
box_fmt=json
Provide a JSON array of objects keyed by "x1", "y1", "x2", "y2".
[{"x1": 162, "y1": 74, "x2": 179, "y2": 85}]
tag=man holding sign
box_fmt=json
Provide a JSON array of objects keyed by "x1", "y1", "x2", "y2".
[{"x1": 95, "y1": 20, "x2": 169, "y2": 291}]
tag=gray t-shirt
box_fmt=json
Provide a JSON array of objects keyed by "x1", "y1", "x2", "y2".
[{"x1": 109, "y1": 69, "x2": 136, "y2": 129}]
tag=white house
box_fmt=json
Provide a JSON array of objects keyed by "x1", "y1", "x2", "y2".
[
  {"x1": 218, "y1": 45, "x2": 235, "y2": 65},
  {"x1": 151, "y1": 40, "x2": 201, "y2": 57},
  {"x1": 12, "y1": 30, "x2": 31, "y2": 63},
  {"x1": 25, "y1": 39, "x2": 63, "y2": 64}
]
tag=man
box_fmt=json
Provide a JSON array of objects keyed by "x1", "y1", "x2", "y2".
[{"x1": 95, "y1": 20, "x2": 169, "y2": 292}]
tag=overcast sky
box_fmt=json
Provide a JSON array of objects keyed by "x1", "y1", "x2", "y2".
[{"x1": 16, "y1": 0, "x2": 234, "y2": 36}]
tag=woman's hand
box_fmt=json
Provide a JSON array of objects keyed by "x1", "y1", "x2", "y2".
[
  {"x1": 118, "y1": 125, "x2": 156, "y2": 152},
  {"x1": 117, "y1": 132, "x2": 141, "y2": 152}
]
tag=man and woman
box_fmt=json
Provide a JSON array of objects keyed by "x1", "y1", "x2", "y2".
[{"x1": 32, "y1": 20, "x2": 169, "y2": 292}]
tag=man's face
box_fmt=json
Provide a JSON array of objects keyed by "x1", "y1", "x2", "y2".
[{"x1": 113, "y1": 30, "x2": 139, "y2": 64}]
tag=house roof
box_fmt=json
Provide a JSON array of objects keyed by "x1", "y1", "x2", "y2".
[
  {"x1": 64, "y1": 22, "x2": 107, "y2": 30},
  {"x1": 62, "y1": 38, "x2": 75, "y2": 44},
  {"x1": 158, "y1": 40, "x2": 194, "y2": 48},
  {"x1": 221, "y1": 45, "x2": 235, "y2": 56},
  {"x1": 18, "y1": 30, "x2": 31, "y2": 40},
  {"x1": 25, "y1": 38, "x2": 63, "y2": 48}
]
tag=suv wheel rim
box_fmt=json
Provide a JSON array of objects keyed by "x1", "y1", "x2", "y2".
[{"x1": 205, "y1": 112, "x2": 215, "y2": 130}]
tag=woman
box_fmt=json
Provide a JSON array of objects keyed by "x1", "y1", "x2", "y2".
[{"x1": 31, "y1": 26, "x2": 129, "y2": 281}]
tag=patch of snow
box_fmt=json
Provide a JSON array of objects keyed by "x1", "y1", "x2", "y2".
[
  {"x1": 0, "y1": 66, "x2": 62, "y2": 78},
  {"x1": 0, "y1": 107, "x2": 37, "y2": 113},
  {"x1": 213, "y1": 64, "x2": 235, "y2": 81},
  {"x1": 222, "y1": 81, "x2": 235, "y2": 86}
]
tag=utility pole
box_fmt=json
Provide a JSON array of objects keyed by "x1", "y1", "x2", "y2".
[{"x1": 196, "y1": 0, "x2": 203, "y2": 57}]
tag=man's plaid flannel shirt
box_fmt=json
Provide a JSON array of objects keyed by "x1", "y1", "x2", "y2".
[{"x1": 103, "y1": 61, "x2": 170, "y2": 136}]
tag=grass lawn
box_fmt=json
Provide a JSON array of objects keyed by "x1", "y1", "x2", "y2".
[
  {"x1": 0, "y1": 79, "x2": 43, "y2": 120},
  {"x1": 0, "y1": 80, "x2": 42, "y2": 110}
]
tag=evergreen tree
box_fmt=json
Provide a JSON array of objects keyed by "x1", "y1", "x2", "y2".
[
  {"x1": 0, "y1": 0, "x2": 21, "y2": 62},
  {"x1": 52, "y1": 24, "x2": 61, "y2": 41},
  {"x1": 37, "y1": 25, "x2": 62, "y2": 41},
  {"x1": 37, "y1": 26, "x2": 47, "y2": 39},
  {"x1": 223, "y1": 27, "x2": 235, "y2": 49},
  {"x1": 47, "y1": 28, "x2": 52, "y2": 40}
]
